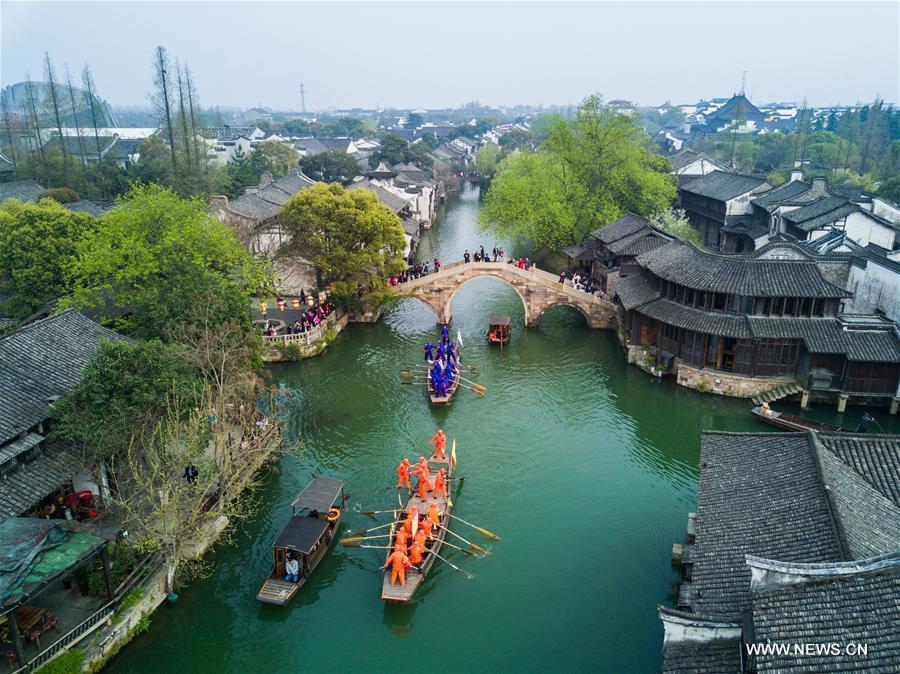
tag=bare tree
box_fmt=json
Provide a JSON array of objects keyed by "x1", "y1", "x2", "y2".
[
  {"x1": 24, "y1": 73, "x2": 47, "y2": 181},
  {"x1": 151, "y1": 46, "x2": 179, "y2": 178},
  {"x1": 184, "y1": 65, "x2": 207, "y2": 173},
  {"x1": 64, "y1": 64, "x2": 88, "y2": 168},
  {"x1": 0, "y1": 91, "x2": 18, "y2": 169},
  {"x1": 43, "y1": 52, "x2": 71, "y2": 185},
  {"x1": 81, "y1": 64, "x2": 104, "y2": 156},
  {"x1": 175, "y1": 60, "x2": 193, "y2": 175}
]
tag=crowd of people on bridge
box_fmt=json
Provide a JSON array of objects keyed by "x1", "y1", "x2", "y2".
[
  {"x1": 463, "y1": 244, "x2": 506, "y2": 263},
  {"x1": 424, "y1": 325, "x2": 459, "y2": 398},
  {"x1": 558, "y1": 269, "x2": 606, "y2": 298},
  {"x1": 391, "y1": 258, "x2": 442, "y2": 285}
]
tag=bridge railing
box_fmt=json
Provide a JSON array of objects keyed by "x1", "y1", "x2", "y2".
[{"x1": 396, "y1": 260, "x2": 612, "y2": 307}]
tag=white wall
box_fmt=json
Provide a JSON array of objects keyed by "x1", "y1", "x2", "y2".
[{"x1": 845, "y1": 259, "x2": 900, "y2": 323}]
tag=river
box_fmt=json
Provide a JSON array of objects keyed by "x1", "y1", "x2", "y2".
[{"x1": 106, "y1": 183, "x2": 897, "y2": 673}]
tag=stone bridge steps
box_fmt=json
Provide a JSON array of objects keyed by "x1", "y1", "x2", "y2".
[{"x1": 751, "y1": 382, "x2": 803, "y2": 406}]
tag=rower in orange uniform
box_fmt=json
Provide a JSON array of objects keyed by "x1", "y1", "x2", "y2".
[
  {"x1": 414, "y1": 529, "x2": 427, "y2": 549},
  {"x1": 409, "y1": 540, "x2": 425, "y2": 566},
  {"x1": 419, "y1": 515, "x2": 434, "y2": 540},
  {"x1": 396, "y1": 458, "x2": 411, "y2": 490},
  {"x1": 429, "y1": 429, "x2": 447, "y2": 460},
  {"x1": 403, "y1": 507, "x2": 419, "y2": 536},
  {"x1": 382, "y1": 549, "x2": 409, "y2": 586},
  {"x1": 417, "y1": 474, "x2": 431, "y2": 500},
  {"x1": 427, "y1": 502, "x2": 440, "y2": 527},
  {"x1": 433, "y1": 468, "x2": 447, "y2": 499},
  {"x1": 416, "y1": 456, "x2": 430, "y2": 484}
]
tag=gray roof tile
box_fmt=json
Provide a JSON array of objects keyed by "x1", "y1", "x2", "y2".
[{"x1": 679, "y1": 170, "x2": 768, "y2": 201}]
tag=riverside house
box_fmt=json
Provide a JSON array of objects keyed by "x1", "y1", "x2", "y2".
[
  {"x1": 660, "y1": 430, "x2": 900, "y2": 673},
  {"x1": 608, "y1": 237, "x2": 900, "y2": 408}
]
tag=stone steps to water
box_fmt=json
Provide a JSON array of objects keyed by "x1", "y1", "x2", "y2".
[{"x1": 752, "y1": 383, "x2": 802, "y2": 406}]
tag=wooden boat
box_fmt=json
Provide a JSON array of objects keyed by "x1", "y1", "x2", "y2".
[
  {"x1": 382, "y1": 451, "x2": 454, "y2": 602},
  {"x1": 427, "y1": 345, "x2": 461, "y2": 404},
  {"x1": 257, "y1": 477, "x2": 346, "y2": 605},
  {"x1": 487, "y1": 314, "x2": 511, "y2": 345},
  {"x1": 751, "y1": 406, "x2": 844, "y2": 432}
]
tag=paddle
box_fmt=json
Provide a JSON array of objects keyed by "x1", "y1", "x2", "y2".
[
  {"x1": 348, "y1": 521, "x2": 397, "y2": 537},
  {"x1": 344, "y1": 535, "x2": 477, "y2": 557},
  {"x1": 430, "y1": 549, "x2": 473, "y2": 579},
  {"x1": 359, "y1": 508, "x2": 401, "y2": 516},
  {"x1": 435, "y1": 523, "x2": 490, "y2": 554},
  {"x1": 401, "y1": 372, "x2": 486, "y2": 393},
  {"x1": 448, "y1": 513, "x2": 502, "y2": 540},
  {"x1": 457, "y1": 375, "x2": 486, "y2": 391}
]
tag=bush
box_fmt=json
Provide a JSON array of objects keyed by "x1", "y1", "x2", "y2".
[
  {"x1": 34, "y1": 649, "x2": 85, "y2": 674},
  {"x1": 38, "y1": 187, "x2": 80, "y2": 204}
]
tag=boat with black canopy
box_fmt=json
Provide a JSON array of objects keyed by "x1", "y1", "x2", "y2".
[{"x1": 256, "y1": 477, "x2": 346, "y2": 606}]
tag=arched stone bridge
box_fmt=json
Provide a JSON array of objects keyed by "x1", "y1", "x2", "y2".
[{"x1": 395, "y1": 260, "x2": 617, "y2": 328}]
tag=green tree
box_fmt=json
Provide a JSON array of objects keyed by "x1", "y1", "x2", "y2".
[
  {"x1": 300, "y1": 150, "x2": 360, "y2": 185},
  {"x1": 404, "y1": 113, "x2": 424, "y2": 129},
  {"x1": 877, "y1": 175, "x2": 900, "y2": 203},
  {"x1": 257, "y1": 140, "x2": 299, "y2": 177},
  {"x1": 483, "y1": 95, "x2": 675, "y2": 248},
  {"x1": 279, "y1": 183, "x2": 405, "y2": 298},
  {"x1": 0, "y1": 198, "x2": 95, "y2": 317},
  {"x1": 369, "y1": 135, "x2": 433, "y2": 169},
  {"x1": 475, "y1": 142, "x2": 501, "y2": 176},
  {"x1": 132, "y1": 135, "x2": 174, "y2": 185},
  {"x1": 50, "y1": 339, "x2": 201, "y2": 461},
  {"x1": 650, "y1": 208, "x2": 702, "y2": 246},
  {"x1": 63, "y1": 183, "x2": 268, "y2": 335}
]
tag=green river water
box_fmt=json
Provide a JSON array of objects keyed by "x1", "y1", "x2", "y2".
[{"x1": 106, "y1": 184, "x2": 898, "y2": 674}]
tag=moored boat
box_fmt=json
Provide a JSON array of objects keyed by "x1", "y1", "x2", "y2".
[
  {"x1": 487, "y1": 315, "x2": 511, "y2": 346},
  {"x1": 381, "y1": 452, "x2": 455, "y2": 602},
  {"x1": 257, "y1": 477, "x2": 346, "y2": 605},
  {"x1": 751, "y1": 406, "x2": 844, "y2": 432}
]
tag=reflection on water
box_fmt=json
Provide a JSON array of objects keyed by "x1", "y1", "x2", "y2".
[{"x1": 103, "y1": 185, "x2": 897, "y2": 674}]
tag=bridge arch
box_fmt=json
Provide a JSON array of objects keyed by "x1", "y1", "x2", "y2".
[
  {"x1": 445, "y1": 272, "x2": 529, "y2": 325},
  {"x1": 532, "y1": 300, "x2": 590, "y2": 326}
]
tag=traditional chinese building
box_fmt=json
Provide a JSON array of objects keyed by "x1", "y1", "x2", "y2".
[
  {"x1": 611, "y1": 239, "x2": 900, "y2": 405},
  {"x1": 660, "y1": 430, "x2": 900, "y2": 673}
]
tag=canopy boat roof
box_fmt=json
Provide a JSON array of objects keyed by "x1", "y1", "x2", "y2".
[
  {"x1": 273, "y1": 515, "x2": 329, "y2": 555},
  {"x1": 291, "y1": 477, "x2": 344, "y2": 512},
  {"x1": 488, "y1": 314, "x2": 511, "y2": 327}
]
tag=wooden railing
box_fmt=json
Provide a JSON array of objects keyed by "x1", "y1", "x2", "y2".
[{"x1": 12, "y1": 601, "x2": 115, "y2": 673}]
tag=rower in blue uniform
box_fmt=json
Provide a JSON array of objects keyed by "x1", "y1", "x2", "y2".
[{"x1": 424, "y1": 342, "x2": 435, "y2": 362}]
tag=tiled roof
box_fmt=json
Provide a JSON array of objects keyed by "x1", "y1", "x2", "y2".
[
  {"x1": 591, "y1": 212, "x2": 651, "y2": 242},
  {"x1": 782, "y1": 195, "x2": 848, "y2": 224},
  {"x1": 609, "y1": 231, "x2": 670, "y2": 256},
  {"x1": 746, "y1": 318, "x2": 900, "y2": 362},
  {"x1": 637, "y1": 241, "x2": 850, "y2": 298},
  {"x1": 749, "y1": 555, "x2": 900, "y2": 673},
  {"x1": 659, "y1": 639, "x2": 741, "y2": 673},
  {"x1": 611, "y1": 273, "x2": 660, "y2": 311},
  {"x1": 637, "y1": 298, "x2": 752, "y2": 338},
  {"x1": 819, "y1": 434, "x2": 900, "y2": 507},
  {"x1": 0, "y1": 439, "x2": 82, "y2": 522},
  {"x1": 688, "y1": 432, "x2": 844, "y2": 621},
  {"x1": 43, "y1": 135, "x2": 116, "y2": 156},
  {"x1": 0, "y1": 180, "x2": 45, "y2": 203},
  {"x1": 347, "y1": 180, "x2": 410, "y2": 214},
  {"x1": 751, "y1": 180, "x2": 811, "y2": 210},
  {"x1": 679, "y1": 170, "x2": 768, "y2": 201},
  {"x1": 0, "y1": 310, "x2": 130, "y2": 445},
  {"x1": 64, "y1": 200, "x2": 114, "y2": 218},
  {"x1": 202, "y1": 127, "x2": 256, "y2": 141},
  {"x1": 228, "y1": 172, "x2": 315, "y2": 222}
]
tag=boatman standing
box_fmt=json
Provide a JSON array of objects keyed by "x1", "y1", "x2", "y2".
[
  {"x1": 433, "y1": 468, "x2": 448, "y2": 499},
  {"x1": 396, "y1": 458, "x2": 411, "y2": 490},
  {"x1": 382, "y1": 549, "x2": 410, "y2": 586},
  {"x1": 441, "y1": 324, "x2": 450, "y2": 342},
  {"x1": 424, "y1": 342, "x2": 435, "y2": 363},
  {"x1": 430, "y1": 429, "x2": 447, "y2": 460}
]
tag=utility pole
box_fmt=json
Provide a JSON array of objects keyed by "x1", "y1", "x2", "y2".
[{"x1": 300, "y1": 82, "x2": 306, "y2": 114}]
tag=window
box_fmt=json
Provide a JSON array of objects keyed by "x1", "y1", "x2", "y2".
[
  {"x1": 800, "y1": 298, "x2": 812, "y2": 317},
  {"x1": 681, "y1": 331, "x2": 705, "y2": 367},
  {"x1": 695, "y1": 291, "x2": 706, "y2": 308},
  {"x1": 784, "y1": 297, "x2": 797, "y2": 316},
  {"x1": 754, "y1": 340, "x2": 799, "y2": 377},
  {"x1": 714, "y1": 293, "x2": 727, "y2": 311},
  {"x1": 741, "y1": 296, "x2": 754, "y2": 314},
  {"x1": 771, "y1": 297, "x2": 784, "y2": 316}
]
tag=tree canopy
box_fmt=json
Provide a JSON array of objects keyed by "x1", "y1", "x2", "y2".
[
  {"x1": 369, "y1": 135, "x2": 433, "y2": 169},
  {"x1": 63, "y1": 183, "x2": 268, "y2": 337},
  {"x1": 481, "y1": 95, "x2": 675, "y2": 249},
  {"x1": 0, "y1": 197, "x2": 95, "y2": 317},
  {"x1": 279, "y1": 183, "x2": 405, "y2": 301},
  {"x1": 300, "y1": 150, "x2": 360, "y2": 185}
]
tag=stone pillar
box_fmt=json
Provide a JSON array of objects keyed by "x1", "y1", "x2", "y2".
[
  {"x1": 890, "y1": 397, "x2": 899, "y2": 416},
  {"x1": 837, "y1": 393, "x2": 850, "y2": 414},
  {"x1": 800, "y1": 389, "x2": 811, "y2": 411}
]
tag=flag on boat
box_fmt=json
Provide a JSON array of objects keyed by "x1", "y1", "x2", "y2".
[
  {"x1": 451, "y1": 439, "x2": 457, "y2": 469},
  {"x1": 457, "y1": 329, "x2": 463, "y2": 348},
  {"x1": 411, "y1": 506, "x2": 419, "y2": 538}
]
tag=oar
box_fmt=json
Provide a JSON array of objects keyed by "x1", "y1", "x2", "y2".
[
  {"x1": 401, "y1": 372, "x2": 485, "y2": 392},
  {"x1": 448, "y1": 513, "x2": 502, "y2": 540},
  {"x1": 436, "y1": 523, "x2": 490, "y2": 554},
  {"x1": 430, "y1": 549, "x2": 473, "y2": 579},
  {"x1": 459, "y1": 383, "x2": 485, "y2": 396},
  {"x1": 347, "y1": 521, "x2": 397, "y2": 537},
  {"x1": 403, "y1": 367, "x2": 479, "y2": 379},
  {"x1": 359, "y1": 508, "x2": 401, "y2": 516},
  {"x1": 458, "y1": 375, "x2": 486, "y2": 391}
]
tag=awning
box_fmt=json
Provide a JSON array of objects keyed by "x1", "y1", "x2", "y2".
[
  {"x1": 291, "y1": 477, "x2": 344, "y2": 512},
  {"x1": 273, "y1": 516, "x2": 328, "y2": 555}
]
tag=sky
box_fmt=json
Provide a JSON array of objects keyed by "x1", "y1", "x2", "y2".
[{"x1": 2, "y1": 1, "x2": 898, "y2": 111}]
